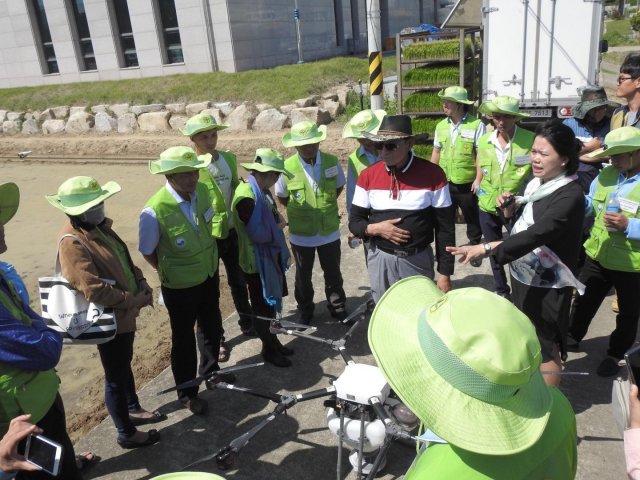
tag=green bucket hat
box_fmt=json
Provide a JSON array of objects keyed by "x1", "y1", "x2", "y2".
[
  {"x1": 478, "y1": 96, "x2": 530, "y2": 121},
  {"x1": 149, "y1": 146, "x2": 212, "y2": 175},
  {"x1": 437, "y1": 86, "x2": 474, "y2": 105},
  {"x1": 179, "y1": 113, "x2": 230, "y2": 137},
  {"x1": 588, "y1": 126, "x2": 640, "y2": 158},
  {"x1": 241, "y1": 148, "x2": 294, "y2": 179},
  {"x1": 368, "y1": 277, "x2": 552, "y2": 456},
  {"x1": 342, "y1": 109, "x2": 386, "y2": 139},
  {"x1": 149, "y1": 473, "x2": 226, "y2": 480},
  {"x1": 0, "y1": 183, "x2": 19, "y2": 225},
  {"x1": 45, "y1": 177, "x2": 121, "y2": 216},
  {"x1": 282, "y1": 121, "x2": 327, "y2": 148}
]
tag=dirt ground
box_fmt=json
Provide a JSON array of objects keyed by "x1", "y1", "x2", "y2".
[{"x1": 0, "y1": 124, "x2": 354, "y2": 443}]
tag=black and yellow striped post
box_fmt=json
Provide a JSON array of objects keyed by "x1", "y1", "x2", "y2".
[{"x1": 368, "y1": 51, "x2": 384, "y2": 110}]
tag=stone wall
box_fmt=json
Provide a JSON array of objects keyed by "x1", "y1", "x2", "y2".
[{"x1": 0, "y1": 85, "x2": 361, "y2": 137}]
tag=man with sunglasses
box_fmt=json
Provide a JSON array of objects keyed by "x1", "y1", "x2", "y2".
[
  {"x1": 611, "y1": 53, "x2": 640, "y2": 130},
  {"x1": 349, "y1": 115, "x2": 455, "y2": 302}
]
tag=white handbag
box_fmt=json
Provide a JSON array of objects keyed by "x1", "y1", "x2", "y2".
[{"x1": 38, "y1": 234, "x2": 117, "y2": 345}]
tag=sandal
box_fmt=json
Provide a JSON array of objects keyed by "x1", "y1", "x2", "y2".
[
  {"x1": 219, "y1": 342, "x2": 230, "y2": 363},
  {"x1": 129, "y1": 410, "x2": 167, "y2": 426},
  {"x1": 75, "y1": 452, "x2": 99, "y2": 469},
  {"x1": 117, "y1": 429, "x2": 161, "y2": 449}
]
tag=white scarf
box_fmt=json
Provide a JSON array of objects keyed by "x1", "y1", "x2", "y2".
[{"x1": 510, "y1": 173, "x2": 586, "y2": 294}]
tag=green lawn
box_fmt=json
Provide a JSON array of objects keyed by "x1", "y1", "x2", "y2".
[
  {"x1": 0, "y1": 55, "x2": 397, "y2": 112},
  {"x1": 607, "y1": 19, "x2": 633, "y2": 35},
  {"x1": 603, "y1": 18, "x2": 639, "y2": 46}
]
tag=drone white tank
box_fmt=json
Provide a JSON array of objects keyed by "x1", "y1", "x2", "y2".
[
  {"x1": 326, "y1": 408, "x2": 386, "y2": 451},
  {"x1": 333, "y1": 363, "x2": 390, "y2": 404}
]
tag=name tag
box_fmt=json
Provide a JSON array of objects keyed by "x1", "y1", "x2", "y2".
[
  {"x1": 324, "y1": 166, "x2": 339, "y2": 178},
  {"x1": 620, "y1": 197, "x2": 640, "y2": 214},
  {"x1": 514, "y1": 155, "x2": 531, "y2": 166},
  {"x1": 204, "y1": 206, "x2": 215, "y2": 223},
  {"x1": 460, "y1": 129, "x2": 475, "y2": 139}
]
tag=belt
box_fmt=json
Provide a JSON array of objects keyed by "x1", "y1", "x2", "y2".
[{"x1": 377, "y1": 245, "x2": 426, "y2": 258}]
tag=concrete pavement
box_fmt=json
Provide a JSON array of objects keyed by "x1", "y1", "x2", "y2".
[{"x1": 75, "y1": 223, "x2": 629, "y2": 480}]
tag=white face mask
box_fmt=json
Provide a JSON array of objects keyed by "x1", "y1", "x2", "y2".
[{"x1": 81, "y1": 203, "x2": 105, "y2": 225}]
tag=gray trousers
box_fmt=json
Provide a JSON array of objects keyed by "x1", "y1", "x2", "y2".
[{"x1": 367, "y1": 243, "x2": 435, "y2": 303}]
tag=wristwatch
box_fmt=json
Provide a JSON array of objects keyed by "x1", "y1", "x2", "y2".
[{"x1": 483, "y1": 243, "x2": 492, "y2": 256}]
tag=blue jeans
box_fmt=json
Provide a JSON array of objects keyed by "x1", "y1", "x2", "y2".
[{"x1": 97, "y1": 332, "x2": 140, "y2": 437}]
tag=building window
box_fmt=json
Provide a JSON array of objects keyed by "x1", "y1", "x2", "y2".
[
  {"x1": 31, "y1": 0, "x2": 59, "y2": 74},
  {"x1": 68, "y1": 0, "x2": 96, "y2": 71},
  {"x1": 157, "y1": 0, "x2": 183, "y2": 64},
  {"x1": 112, "y1": 0, "x2": 138, "y2": 67}
]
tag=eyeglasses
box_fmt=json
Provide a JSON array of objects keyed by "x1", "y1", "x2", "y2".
[
  {"x1": 617, "y1": 76, "x2": 637, "y2": 85},
  {"x1": 373, "y1": 141, "x2": 405, "y2": 151}
]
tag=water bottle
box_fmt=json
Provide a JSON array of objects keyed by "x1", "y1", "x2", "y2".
[{"x1": 606, "y1": 193, "x2": 620, "y2": 232}]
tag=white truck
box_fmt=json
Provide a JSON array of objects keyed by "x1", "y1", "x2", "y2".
[{"x1": 443, "y1": 0, "x2": 608, "y2": 124}]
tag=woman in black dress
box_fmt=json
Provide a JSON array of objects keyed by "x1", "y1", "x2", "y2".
[{"x1": 448, "y1": 121, "x2": 585, "y2": 386}]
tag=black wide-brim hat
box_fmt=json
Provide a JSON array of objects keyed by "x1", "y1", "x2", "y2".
[{"x1": 362, "y1": 114, "x2": 430, "y2": 143}]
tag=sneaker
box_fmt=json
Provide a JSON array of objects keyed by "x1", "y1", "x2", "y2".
[
  {"x1": 597, "y1": 356, "x2": 621, "y2": 377},
  {"x1": 277, "y1": 344, "x2": 295, "y2": 356},
  {"x1": 241, "y1": 326, "x2": 258, "y2": 337},
  {"x1": 565, "y1": 334, "x2": 580, "y2": 352},
  {"x1": 184, "y1": 396, "x2": 208, "y2": 415},
  {"x1": 329, "y1": 309, "x2": 349, "y2": 322},
  {"x1": 494, "y1": 291, "x2": 511, "y2": 302},
  {"x1": 261, "y1": 349, "x2": 292, "y2": 367},
  {"x1": 296, "y1": 314, "x2": 313, "y2": 332}
]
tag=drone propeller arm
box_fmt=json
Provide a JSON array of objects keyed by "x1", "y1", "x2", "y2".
[
  {"x1": 336, "y1": 346, "x2": 355, "y2": 365},
  {"x1": 270, "y1": 327, "x2": 335, "y2": 346},
  {"x1": 211, "y1": 382, "x2": 285, "y2": 403}
]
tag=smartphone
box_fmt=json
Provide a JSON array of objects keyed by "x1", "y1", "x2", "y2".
[
  {"x1": 24, "y1": 434, "x2": 63, "y2": 476},
  {"x1": 500, "y1": 195, "x2": 516, "y2": 210},
  {"x1": 625, "y1": 345, "x2": 640, "y2": 390}
]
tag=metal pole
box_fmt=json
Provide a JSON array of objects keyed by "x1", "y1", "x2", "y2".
[
  {"x1": 367, "y1": 0, "x2": 384, "y2": 110},
  {"x1": 294, "y1": 0, "x2": 304, "y2": 64},
  {"x1": 519, "y1": 0, "x2": 529, "y2": 104},
  {"x1": 545, "y1": 0, "x2": 557, "y2": 105}
]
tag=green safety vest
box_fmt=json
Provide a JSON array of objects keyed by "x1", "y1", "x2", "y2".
[
  {"x1": 0, "y1": 271, "x2": 60, "y2": 436},
  {"x1": 233, "y1": 180, "x2": 283, "y2": 274},
  {"x1": 477, "y1": 128, "x2": 535, "y2": 215},
  {"x1": 404, "y1": 387, "x2": 577, "y2": 480},
  {"x1": 435, "y1": 114, "x2": 482, "y2": 184},
  {"x1": 284, "y1": 152, "x2": 340, "y2": 237},
  {"x1": 584, "y1": 166, "x2": 640, "y2": 272},
  {"x1": 145, "y1": 183, "x2": 218, "y2": 289},
  {"x1": 198, "y1": 151, "x2": 238, "y2": 240},
  {"x1": 348, "y1": 148, "x2": 373, "y2": 183}
]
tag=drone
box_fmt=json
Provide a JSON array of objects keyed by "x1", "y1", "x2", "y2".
[{"x1": 157, "y1": 300, "x2": 423, "y2": 480}]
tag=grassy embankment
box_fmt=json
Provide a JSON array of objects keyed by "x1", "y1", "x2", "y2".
[
  {"x1": 604, "y1": 18, "x2": 639, "y2": 47},
  {"x1": 0, "y1": 56, "x2": 397, "y2": 112}
]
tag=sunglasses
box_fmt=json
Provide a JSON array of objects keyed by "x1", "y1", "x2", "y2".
[
  {"x1": 617, "y1": 76, "x2": 637, "y2": 85},
  {"x1": 373, "y1": 140, "x2": 405, "y2": 151}
]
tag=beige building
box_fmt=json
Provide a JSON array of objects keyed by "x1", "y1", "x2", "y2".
[{"x1": 0, "y1": 0, "x2": 436, "y2": 89}]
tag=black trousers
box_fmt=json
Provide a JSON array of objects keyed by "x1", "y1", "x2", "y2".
[
  {"x1": 17, "y1": 394, "x2": 82, "y2": 480},
  {"x1": 97, "y1": 332, "x2": 139, "y2": 438},
  {"x1": 217, "y1": 228, "x2": 253, "y2": 330},
  {"x1": 162, "y1": 274, "x2": 222, "y2": 403},
  {"x1": 479, "y1": 209, "x2": 512, "y2": 295},
  {"x1": 291, "y1": 239, "x2": 346, "y2": 316},
  {"x1": 569, "y1": 256, "x2": 640, "y2": 359},
  {"x1": 449, "y1": 181, "x2": 482, "y2": 245}
]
